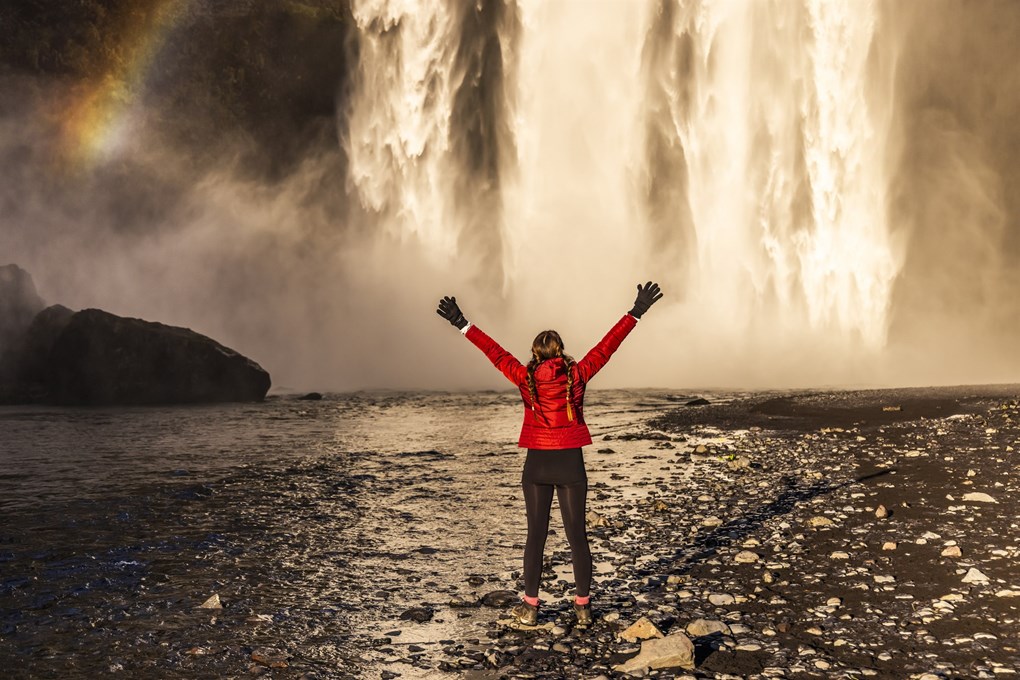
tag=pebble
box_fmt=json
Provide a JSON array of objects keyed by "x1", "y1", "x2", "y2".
[
  {"x1": 734, "y1": 550, "x2": 760, "y2": 564},
  {"x1": 942, "y1": 546, "x2": 963, "y2": 558},
  {"x1": 197, "y1": 594, "x2": 223, "y2": 609},
  {"x1": 962, "y1": 568, "x2": 990, "y2": 584},
  {"x1": 399, "y1": 606, "x2": 434, "y2": 622},
  {"x1": 709, "y1": 593, "x2": 735, "y2": 605},
  {"x1": 619, "y1": 617, "x2": 664, "y2": 643},
  {"x1": 962, "y1": 492, "x2": 997, "y2": 503},
  {"x1": 686, "y1": 619, "x2": 731, "y2": 637}
]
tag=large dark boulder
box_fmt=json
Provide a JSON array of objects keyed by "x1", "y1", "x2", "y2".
[
  {"x1": 0, "y1": 263, "x2": 45, "y2": 358},
  {"x1": 0, "y1": 304, "x2": 74, "y2": 403},
  {"x1": 37, "y1": 309, "x2": 271, "y2": 406}
]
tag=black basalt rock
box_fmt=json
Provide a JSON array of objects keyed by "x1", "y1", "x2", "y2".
[
  {"x1": 36, "y1": 309, "x2": 271, "y2": 406},
  {"x1": 0, "y1": 264, "x2": 45, "y2": 359}
]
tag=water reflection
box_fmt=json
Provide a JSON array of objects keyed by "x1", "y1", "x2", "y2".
[{"x1": 0, "y1": 390, "x2": 705, "y2": 676}]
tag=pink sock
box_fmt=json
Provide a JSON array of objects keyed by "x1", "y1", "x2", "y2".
[
  {"x1": 575, "y1": 595, "x2": 590, "y2": 606},
  {"x1": 523, "y1": 595, "x2": 539, "y2": 607}
]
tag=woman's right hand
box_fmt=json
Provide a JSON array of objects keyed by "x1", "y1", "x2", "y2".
[
  {"x1": 436, "y1": 295, "x2": 469, "y2": 330},
  {"x1": 629, "y1": 281, "x2": 663, "y2": 319}
]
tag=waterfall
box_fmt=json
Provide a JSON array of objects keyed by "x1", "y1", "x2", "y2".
[
  {"x1": 344, "y1": 0, "x2": 518, "y2": 293},
  {"x1": 345, "y1": 0, "x2": 903, "y2": 373},
  {"x1": 639, "y1": 0, "x2": 899, "y2": 347}
]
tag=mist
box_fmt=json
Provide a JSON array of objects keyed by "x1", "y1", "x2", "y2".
[{"x1": 1, "y1": 0, "x2": 1019, "y2": 391}]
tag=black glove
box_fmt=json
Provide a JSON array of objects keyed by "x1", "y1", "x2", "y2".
[
  {"x1": 436, "y1": 295, "x2": 468, "y2": 330},
  {"x1": 629, "y1": 281, "x2": 663, "y2": 319}
]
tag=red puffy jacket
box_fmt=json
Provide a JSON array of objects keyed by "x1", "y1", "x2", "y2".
[{"x1": 465, "y1": 314, "x2": 638, "y2": 449}]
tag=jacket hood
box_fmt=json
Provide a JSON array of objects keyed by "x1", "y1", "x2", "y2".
[{"x1": 533, "y1": 358, "x2": 569, "y2": 381}]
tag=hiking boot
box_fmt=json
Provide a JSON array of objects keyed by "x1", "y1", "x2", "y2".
[
  {"x1": 573, "y1": 603, "x2": 593, "y2": 627},
  {"x1": 509, "y1": 601, "x2": 538, "y2": 626}
]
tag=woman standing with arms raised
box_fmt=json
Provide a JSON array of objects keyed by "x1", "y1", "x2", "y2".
[{"x1": 435, "y1": 282, "x2": 663, "y2": 626}]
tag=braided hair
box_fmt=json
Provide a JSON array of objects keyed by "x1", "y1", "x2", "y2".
[{"x1": 526, "y1": 330, "x2": 577, "y2": 421}]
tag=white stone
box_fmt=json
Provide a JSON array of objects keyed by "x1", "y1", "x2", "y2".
[
  {"x1": 962, "y1": 568, "x2": 989, "y2": 583},
  {"x1": 619, "y1": 617, "x2": 664, "y2": 643},
  {"x1": 962, "y1": 492, "x2": 997, "y2": 503},
  {"x1": 709, "y1": 593, "x2": 735, "y2": 606},
  {"x1": 685, "y1": 619, "x2": 731, "y2": 637},
  {"x1": 613, "y1": 632, "x2": 696, "y2": 674},
  {"x1": 734, "y1": 551, "x2": 760, "y2": 564},
  {"x1": 830, "y1": 551, "x2": 850, "y2": 560}
]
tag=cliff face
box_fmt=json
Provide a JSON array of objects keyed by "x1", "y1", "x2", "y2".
[
  {"x1": 0, "y1": 264, "x2": 45, "y2": 359},
  {"x1": 0, "y1": 0, "x2": 356, "y2": 179}
]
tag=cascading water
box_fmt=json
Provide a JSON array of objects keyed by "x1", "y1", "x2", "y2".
[
  {"x1": 640, "y1": 0, "x2": 900, "y2": 348},
  {"x1": 344, "y1": 0, "x2": 518, "y2": 292},
  {"x1": 345, "y1": 0, "x2": 906, "y2": 381}
]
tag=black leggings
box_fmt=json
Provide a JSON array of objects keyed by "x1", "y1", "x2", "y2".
[{"x1": 521, "y1": 448, "x2": 591, "y2": 599}]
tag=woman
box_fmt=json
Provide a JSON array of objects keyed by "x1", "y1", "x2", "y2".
[{"x1": 435, "y1": 282, "x2": 663, "y2": 626}]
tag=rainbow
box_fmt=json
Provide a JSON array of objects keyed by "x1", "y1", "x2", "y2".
[{"x1": 58, "y1": 0, "x2": 194, "y2": 168}]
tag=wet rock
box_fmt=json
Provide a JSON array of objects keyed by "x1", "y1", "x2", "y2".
[
  {"x1": 686, "y1": 398, "x2": 711, "y2": 406},
  {"x1": 481, "y1": 590, "x2": 517, "y2": 607},
  {"x1": 297, "y1": 392, "x2": 323, "y2": 400},
  {"x1": 251, "y1": 648, "x2": 289, "y2": 668},
  {"x1": 449, "y1": 595, "x2": 479, "y2": 608},
  {"x1": 587, "y1": 510, "x2": 609, "y2": 527},
  {"x1": 399, "y1": 606, "x2": 434, "y2": 622},
  {"x1": 613, "y1": 632, "x2": 695, "y2": 674},
  {"x1": 619, "y1": 616, "x2": 664, "y2": 642}
]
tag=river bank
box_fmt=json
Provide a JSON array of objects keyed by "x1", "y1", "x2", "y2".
[{"x1": 2, "y1": 387, "x2": 1019, "y2": 678}]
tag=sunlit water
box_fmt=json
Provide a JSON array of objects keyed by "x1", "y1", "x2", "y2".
[{"x1": 0, "y1": 390, "x2": 720, "y2": 677}]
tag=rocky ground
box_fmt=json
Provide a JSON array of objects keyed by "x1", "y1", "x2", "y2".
[{"x1": 372, "y1": 385, "x2": 1020, "y2": 679}]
